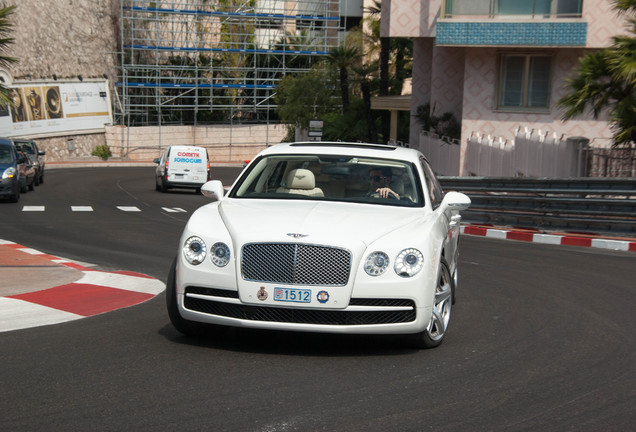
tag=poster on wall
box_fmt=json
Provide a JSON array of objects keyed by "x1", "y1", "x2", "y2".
[{"x1": 0, "y1": 81, "x2": 111, "y2": 137}]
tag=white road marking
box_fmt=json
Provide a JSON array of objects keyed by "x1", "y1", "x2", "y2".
[
  {"x1": 0, "y1": 297, "x2": 82, "y2": 332},
  {"x1": 16, "y1": 205, "x2": 186, "y2": 214},
  {"x1": 17, "y1": 248, "x2": 45, "y2": 255},
  {"x1": 77, "y1": 271, "x2": 165, "y2": 295}
]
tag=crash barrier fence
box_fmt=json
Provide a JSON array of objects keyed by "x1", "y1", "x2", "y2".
[
  {"x1": 417, "y1": 128, "x2": 636, "y2": 178},
  {"x1": 438, "y1": 177, "x2": 636, "y2": 235}
]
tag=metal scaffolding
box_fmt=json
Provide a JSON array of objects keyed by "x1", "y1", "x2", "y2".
[{"x1": 116, "y1": 0, "x2": 343, "y2": 126}]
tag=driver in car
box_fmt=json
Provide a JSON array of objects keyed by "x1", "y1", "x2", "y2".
[{"x1": 369, "y1": 167, "x2": 400, "y2": 199}]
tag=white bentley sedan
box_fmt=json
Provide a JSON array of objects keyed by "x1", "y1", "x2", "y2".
[{"x1": 167, "y1": 142, "x2": 470, "y2": 348}]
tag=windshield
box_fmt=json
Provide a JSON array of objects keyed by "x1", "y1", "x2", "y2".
[
  {"x1": 15, "y1": 141, "x2": 35, "y2": 155},
  {"x1": 0, "y1": 145, "x2": 15, "y2": 164},
  {"x1": 230, "y1": 154, "x2": 423, "y2": 207}
]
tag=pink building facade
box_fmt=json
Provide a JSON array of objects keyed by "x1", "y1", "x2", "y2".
[{"x1": 382, "y1": 0, "x2": 629, "y2": 174}]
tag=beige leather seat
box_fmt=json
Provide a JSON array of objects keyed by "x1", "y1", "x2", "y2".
[{"x1": 276, "y1": 169, "x2": 324, "y2": 197}]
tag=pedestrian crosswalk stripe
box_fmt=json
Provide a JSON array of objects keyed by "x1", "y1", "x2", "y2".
[{"x1": 19, "y1": 205, "x2": 186, "y2": 214}]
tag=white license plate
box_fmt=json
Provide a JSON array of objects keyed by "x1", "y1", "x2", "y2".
[{"x1": 274, "y1": 288, "x2": 311, "y2": 303}]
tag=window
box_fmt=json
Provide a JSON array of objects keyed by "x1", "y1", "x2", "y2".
[
  {"x1": 497, "y1": 54, "x2": 552, "y2": 111},
  {"x1": 444, "y1": 0, "x2": 582, "y2": 18},
  {"x1": 232, "y1": 154, "x2": 422, "y2": 207},
  {"x1": 420, "y1": 158, "x2": 444, "y2": 209},
  {"x1": 255, "y1": 18, "x2": 282, "y2": 30},
  {"x1": 496, "y1": 0, "x2": 551, "y2": 16}
]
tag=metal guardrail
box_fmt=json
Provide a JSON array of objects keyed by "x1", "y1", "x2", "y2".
[{"x1": 439, "y1": 177, "x2": 636, "y2": 235}]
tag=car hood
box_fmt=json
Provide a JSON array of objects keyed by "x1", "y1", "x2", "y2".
[{"x1": 217, "y1": 199, "x2": 423, "y2": 247}]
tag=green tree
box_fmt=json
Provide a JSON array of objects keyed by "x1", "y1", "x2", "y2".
[
  {"x1": 352, "y1": 61, "x2": 379, "y2": 142},
  {"x1": 327, "y1": 45, "x2": 361, "y2": 111},
  {"x1": 274, "y1": 65, "x2": 337, "y2": 134},
  {"x1": 365, "y1": 1, "x2": 389, "y2": 97},
  {"x1": 0, "y1": 4, "x2": 17, "y2": 107},
  {"x1": 558, "y1": 0, "x2": 636, "y2": 146}
]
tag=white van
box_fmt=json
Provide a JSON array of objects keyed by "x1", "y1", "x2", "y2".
[{"x1": 154, "y1": 146, "x2": 211, "y2": 193}]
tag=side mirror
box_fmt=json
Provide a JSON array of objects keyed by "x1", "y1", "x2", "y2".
[
  {"x1": 440, "y1": 191, "x2": 471, "y2": 212},
  {"x1": 17, "y1": 155, "x2": 26, "y2": 164},
  {"x1": 153, "y1": 158, "x2": 160, "y2": 164},
  {"x1": 38, "y1": 150, "x2": 46, "y2": 156},
  {"x1": 201, "y1": 180, "x2": 225, "y2": 201}
]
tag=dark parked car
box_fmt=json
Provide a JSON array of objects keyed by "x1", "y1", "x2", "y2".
[
  {"x1": 14, "y1": 139, "x2": 45, "y2": 185},
  {"x1": 0, "y1": 138, "x2": 25, "y2": 202},
  {"x1": 17, "y1": 150, "x2": 36, "y2": 192}
]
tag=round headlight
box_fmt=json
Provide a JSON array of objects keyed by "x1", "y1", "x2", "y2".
[
  {"x1": 364, "y1": 251, "x2": 389, "y2": 276},
  {"x1": 183, "y1": 236, "x2": 207, "y2": 265},
  {"x1": 394, "y1": 248, "x2": 424, "y2": 277},
  {"x1": 210, "y1": 242, "x2": 231, "y2": 267}
]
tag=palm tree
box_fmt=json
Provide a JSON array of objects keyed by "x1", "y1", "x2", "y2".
[
  {"x1": 365, "y1": 1, "x2": 389, "y2": 97},
  {"x1": 0, "y1": 5, "x2": 17, "y2": 107},
  {"x1": 327, "y1": 45, "x2": 361, "y2": 111},
  {"x1": 558, "y1": 0, "x2": 636, "y2": 146},
  {"x1": 353, "y1": 61, "x2": 379, "y2": 142}
]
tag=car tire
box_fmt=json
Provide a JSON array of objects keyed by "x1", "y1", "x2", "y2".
[
  {"x1": 28, "y1": 179, "x2": 35, "y2": 191},
  {"x1": 411, "y1": 257, "x2": 454, "y2": 349},
  {"x1": 166, "y1": 257, "x2": 226, "y2": 337},
  {"x1": 20, "y1": 180, "x2": 27, "y2": 193},
  {"x1": 39, "y1": 172, "x2": 44, "y2": 184},
  {"x1": 158, "y1": 178, "x2": 168, "y2": 193},
  {"x1": 9, "y1": 186, "x2": 20, "y2": 203},
  {"x1": 34, "y1": 173, "x2": 40, "y2": 186}
]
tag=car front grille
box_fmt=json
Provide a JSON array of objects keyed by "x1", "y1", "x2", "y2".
[
  {"x1": 183, "y1": 287, "x2": 416, "y2": 326},
  {"x1": 241, "y1": 243, "x2": 351, "y2": 286}
]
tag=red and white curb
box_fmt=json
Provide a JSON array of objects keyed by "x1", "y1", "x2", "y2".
[
  {"x1": 461, "y1": 225, "x2": 636, "y2": 252},
  {"x1": 0, "y1": 241, "x2": 165, "y2": 332}
]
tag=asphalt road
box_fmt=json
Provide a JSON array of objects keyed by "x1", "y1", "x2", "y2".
[{"x1": 0, "y1": 167, "x2": 634, "y2": 431}]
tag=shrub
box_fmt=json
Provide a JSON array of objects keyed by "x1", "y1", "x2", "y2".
[{"x1": 91, "y1": 144, "x2": 112, "y2": 160}]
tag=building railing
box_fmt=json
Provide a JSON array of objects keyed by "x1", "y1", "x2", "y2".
[{"x1": 441, "y1": 0, "x2": 583, "y2": 19}]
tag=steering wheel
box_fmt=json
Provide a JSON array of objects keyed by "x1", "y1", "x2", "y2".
[{"x1": 368, "y1": 191, "x2": 399, "y2": 200}]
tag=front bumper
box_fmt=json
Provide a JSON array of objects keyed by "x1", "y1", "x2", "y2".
[
  {"x1": 177, "y1": 284, "x2": 433, "y2": 335},
  {"x1": 0, "y1": 178, "x2": 18, "y2": 196}
]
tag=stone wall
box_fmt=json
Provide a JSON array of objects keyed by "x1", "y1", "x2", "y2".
[
  {"x1": 35, "y1": 132, "x2": 107, "y2": 162},
  {"x1": 30, "y1": 123, "x2": 290, "y2": 163},
  {"x1": 5, "y1": 0, "x2": 118, "y2": 82},
  {"x1": 106, "y1": 124, "x2": 289, "y2": 163}
]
